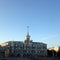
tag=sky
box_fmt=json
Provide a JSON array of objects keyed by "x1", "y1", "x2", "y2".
[{"x1": 0, "y1": 0, "x2": 60, "y2": 48}]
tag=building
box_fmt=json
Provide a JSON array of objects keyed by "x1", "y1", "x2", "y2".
[{"x1": 0, "y1": 27, "x2": 47, "y2": 57}]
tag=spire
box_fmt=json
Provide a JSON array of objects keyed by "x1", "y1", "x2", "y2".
[
  {"x1": 26, "y1": 26, "x2": 30, "y2": 40},
  {"x1": 27, "y1": 26, "x2": 29, "y2": 35}
]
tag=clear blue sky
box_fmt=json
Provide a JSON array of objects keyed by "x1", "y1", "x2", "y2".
[{"x1": 0, "y1": 0, "x2": 60, "y2": 48}]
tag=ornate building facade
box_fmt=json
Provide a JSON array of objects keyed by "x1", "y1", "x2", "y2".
[
  {"x1": 0, "y1": 27, "x2": 47, "y2": 57},
  {"x1": 0, "y1": 34, "x2": 47, "y2": 57}
]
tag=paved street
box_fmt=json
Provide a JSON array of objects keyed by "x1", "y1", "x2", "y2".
[
  {"x1": 0, "y1": 57, "x2": 60, "y2": 60},
  {"x1": 0, "y1": 57, "x2": 31, "y2": 60}
]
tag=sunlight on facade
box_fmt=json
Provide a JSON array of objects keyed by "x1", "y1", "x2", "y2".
[{"x1": 0, "y1": 42, "x2": 8, "y2": 47}]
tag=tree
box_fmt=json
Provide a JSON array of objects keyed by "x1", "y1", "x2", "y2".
[{"x1": 57, "y1": 49, "x2": 60, "y2": 57}]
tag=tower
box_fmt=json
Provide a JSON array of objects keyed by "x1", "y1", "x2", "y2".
[
  {"x1": 25, "y1": 26, "x2": 30, "y2": 43},
  {"x1": 26, "y1": 26, "x2": 30, "y2": 40}
]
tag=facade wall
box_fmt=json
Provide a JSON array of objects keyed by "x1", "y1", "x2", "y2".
[
  {"x1": 0, "y1": 33, "x2": 47, "y2": 57},
  {"x1": 4, "y1": 41, "x2": 47, "y2": 57}
]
